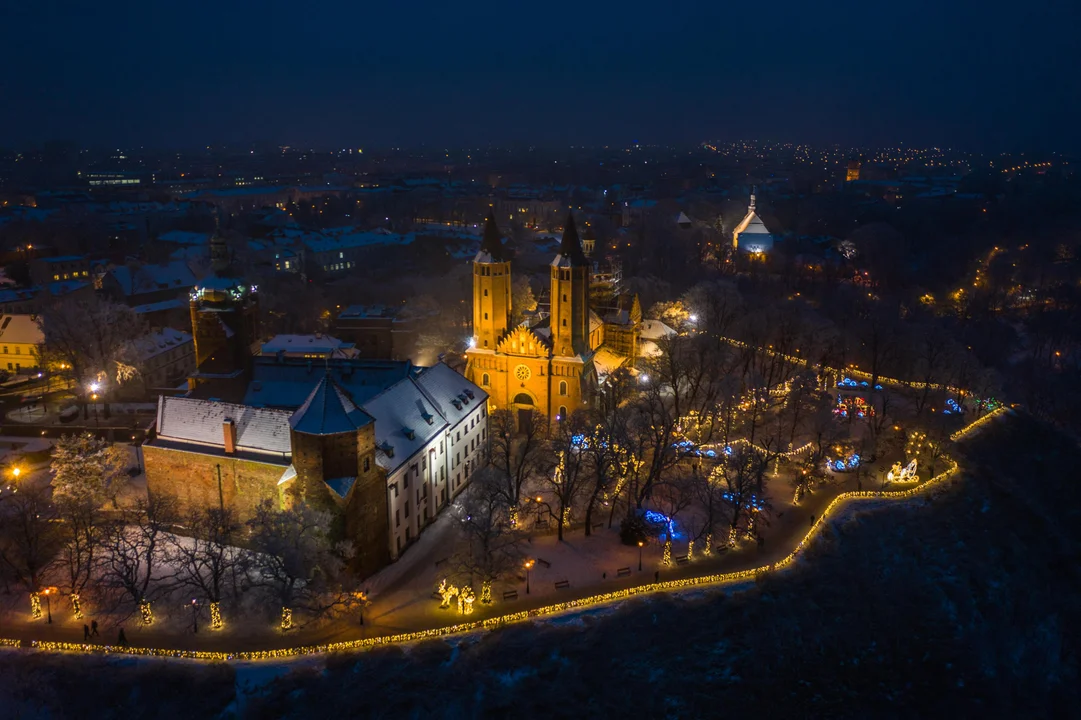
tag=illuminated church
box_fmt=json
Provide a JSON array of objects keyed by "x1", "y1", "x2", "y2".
[
  {"x1": 732, "y1": 191, "x2": 775, "y2": 254},
  {"x1": 466, "y1": 211, "x2": 641, "y2": 426}
]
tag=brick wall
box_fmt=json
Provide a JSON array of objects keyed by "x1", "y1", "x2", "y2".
[{"x1": 143, "y1": 445, "x2": 284, "y2": 521}]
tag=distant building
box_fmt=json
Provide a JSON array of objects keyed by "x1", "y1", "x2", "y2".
[
  {"x1": 0, "y1": 280, "x2": 94, "y2": 316},
  {"x1": 117, "y1": 328, "x2": 194, "y2": 400},
  {"x1": 732, "y1": 193, "x2": 775, "y2": 254},
  {"x1": 260, "y1": 333, "x2": 357, "y2": 359},
  {"x1": 0, "y1": 314, "x2": 43, "y2": 373},
  {"x1": 102, "y1": 260, "x2": 199, "y2": 307},
  {"x1": 30, "y1": 255, "x2": 91, "y2": 284},
  {"x1": 845, "y1": 160, "x2": 861, "y2": 183}
]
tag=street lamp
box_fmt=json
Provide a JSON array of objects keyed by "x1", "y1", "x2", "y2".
[
  {"x1": 638, "y1": 541, "x2": 644, "y2": 571},
  {"x1": 12, "y1": 467, "x2": 21, "y2": 480},
  {"x1": 42, "y1": 587, "x2": 56, "y2": 624},
  {"x1": 191, "y1": 598, "x2": 199, "y2": 633},
  {"x1": 524, "y1": 559, "x2": 534, "y2": 594}
]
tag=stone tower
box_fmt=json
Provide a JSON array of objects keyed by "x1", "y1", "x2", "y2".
[
  {"x1": 189, "y1": 214, "x2": 259, "y2": 388},
  {"x1": 287, "y1": 374, "x2": 389, "y2": 578},
  {"x1": 549, "y1": 212, "x2": 590, "y2": 358},
  {"x1": 472, "y1": 208, "x2": 512, "y2": 351}
]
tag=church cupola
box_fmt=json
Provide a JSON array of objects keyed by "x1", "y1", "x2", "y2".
[
  {"x1": 472, "y1": 209, "x2": 512, "y2": 351},
  {"x1": 550, "y1": 212, "x2": 590, "y2": 358}
]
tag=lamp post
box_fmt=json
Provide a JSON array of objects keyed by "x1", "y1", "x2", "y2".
[
  {"x1": 638, "y1": 541, "x2": 644, "y2": 571},
  {"x1": 191, "y1": 598, "x2": 199, "y2": 634},
  {"x1": 42, "y1": 587, "x2": 56, "y2": 624},
  {"x1": 525, "y1": 559, "x2": 534, "y2": 594}
]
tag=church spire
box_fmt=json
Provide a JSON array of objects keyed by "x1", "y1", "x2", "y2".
[
  {"x1": 479, "y1": 208, "x2": 507, "y2": 262},
  {"x1": 749, "y1": 186, "x2": 757, "y2": 211},
  {"x1": 556, "y1": 212, "x2": 588, "y2": 267}
]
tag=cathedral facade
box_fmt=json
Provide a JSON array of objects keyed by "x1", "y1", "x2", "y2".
[{"x1": 466, "y1": 211, "x2": 600, "y2": 426}]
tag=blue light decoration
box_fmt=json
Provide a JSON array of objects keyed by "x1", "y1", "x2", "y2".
[
  {"x1": 874, "y1": 384, "x2": 883, "y2": 390},
  {"x1": 837, "y1": 377, "x2": 859, "y2": 388},
  {"x1": 642, "y1": 510, "x2": 683, "y2": 539},
  {"x1": 828, "y1": 453, "x2": 861, "y2": 473},
  {"x1": 721, "y1": 492, "x2": 766, "y2": 512},
  {"x1": 705, "y1": 449, "x2": 717, "y2": 458},
  {"x1": 943, "y1": 398, "x2": 962, "y2": 415},
  {"x1": 571, "y1": 433, "x2": 587, "y2": 447},
  {"x1": 723, "y1": 446, "x2": 733, "y2": 456}
]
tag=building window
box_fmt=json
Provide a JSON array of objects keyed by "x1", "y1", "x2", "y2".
[
  {"x1": 559, "y1": 405, "x2": 568, "y2": 420},
  {"x1": 363, "y1": 457, "x2": 369, "y2": 472},
  {"x1": 484, "y1": 312, "x2": 488, "y2": 320},
  {"x1": 562, "y1": 294, "x2": 567, "y2": 302},
  {"x1": 562, "y1": 319, "x2": 567, "y2": 326},
  {"x1": 482, "y1": 373, "x2": 489, "y2": 386},
  {"x1": 484, "y1": 289, "x2": 488, "y2": 296},
  {"x1": 395, "y1": 509, "x2": 400, "y2": 527},
  {"x1": 559, "y1": 381, "x2": 568, "y2": 396}
]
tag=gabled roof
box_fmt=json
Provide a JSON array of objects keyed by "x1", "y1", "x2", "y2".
[
  {"x1": 289, "y1": 373, "x2": 374, "y2": 435},
  {"x1": 475, "y1": 208, "x2": 508, "y2": 263},
  {"x1": 552, "y1": 213, "x2": 588, "y2": 268},
  {"x1": 155, "y1": 396, "x2": 292, "y2": 455},
  {"x1": 109, "y1": 261, "x2": 197, "y2": 297}
]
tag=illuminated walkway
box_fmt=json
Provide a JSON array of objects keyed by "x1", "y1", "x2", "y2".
[{"x1": 0, "y1": 407, "x2": 1012, "y2": 663}]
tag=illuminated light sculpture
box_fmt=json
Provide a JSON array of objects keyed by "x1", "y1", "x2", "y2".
[
  {"x1": 71, "y1": 593, "x2": 83, "y2": 621},
  {"x1": 887, "y1": 459, "x2": 918, "y2": 483},
  {"x1": 438, "y1": 580, "x2": 459, "y2": 609},
  {"x1": 30, "y1": 594, "x2": 42, "y2": 620},
  {"x1": 459, "y1": 587, "x2": 475, "y2": 615},
  {"x1": 210, "y1": 602, "x2": 223, "y2": 630},
  {"x1": 140, "y1": 600, "x2": 153, "y2": 625},
  {"x1": 480, "y1": 582, "x2": 492, "y2": 605},
  {"x1": 280, "y1": 607, "x2": 293, "y2": 631}
]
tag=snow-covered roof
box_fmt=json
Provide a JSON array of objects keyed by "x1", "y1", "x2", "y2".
[
  {"x1": 362, "y1": 378, "x2": 446, "y2": 474},
  {"x1": 109, "y1": 261, "x2": 198, "y2": 297},
  {"x1": 125, "y1": 327, "x2": 192, "y2": 363},
  {"x1": 592, "y1": 347, "x2": 628, "y2": 378},
  {"x1": 261, "y1": 334, "x2": 353, "y2": 356},
  {"x1": 244, "y1": 358, "x2": 412, "y2": 408},
  {"x1": 640, "y1": 319, "x2": 677, "y2": 341},
  {"x1": 133, "y1": 298, "x2": 188, "y2": 314},
  {"x1": 289, "y1": 374, "x2": 374, "y2": 435},
  {"x1": 155, "y1": 396, "x2": 292, "y2": 455},
  {"x1": 414, "y1": 362, "x2": 487, "y2": 430},
  {"x1": 0, "y1": 314, "x2": 43, "y2": 345}
]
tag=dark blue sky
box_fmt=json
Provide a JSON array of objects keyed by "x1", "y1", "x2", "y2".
[{"x1": 2, "y1": 0, "x2": 1079, "y2": 151}]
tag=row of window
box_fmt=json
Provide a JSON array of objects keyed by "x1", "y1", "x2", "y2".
[
  {"x1": 479, "y1": 371, "x2": 570, "y2": 396},
  {"x1": 53, "y1": 270, "x2": 90, "y2": 280}
]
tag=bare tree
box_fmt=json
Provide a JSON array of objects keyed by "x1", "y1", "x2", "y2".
[
  {"x1": 713, "y1": 449, "x2": 769, "y2": 545},
  {"x1": 51, "y1": 433, "x2": 128, "y2": 508},
  {"x1": 488, "y1": 408, "x2": 548, "y2": 512},
  {"x1": 166, "y1": 507, "x2": 242, "y2": 612},
  {"x1": 541, "y1": 414, "x2": 591, "y2": 541},
  {"x1": 452, "y1": 468, "x2": 525, "y2": 587},
  {"x1": 98, "y1": 495, "x2": 175, "y2": 619},
  {"x1": 245, "y1": 500, "x2": 353, "y2": 626},
  {"x1": 0, "y1": 483, "x2": 61, "y2": 594}
]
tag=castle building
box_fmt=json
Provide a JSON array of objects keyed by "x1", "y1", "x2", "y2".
[
  {"x1": 144, "y1": 221, "x2": 488, "y2": 578},
  {"x1": 467, "y1": 210, "x2": 647, "y2": 426}
]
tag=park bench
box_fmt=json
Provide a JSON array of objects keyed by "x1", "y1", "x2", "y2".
[
  {"x1": 536, "y1": 558, "x2": 552, "y2": 569},
  {"x1": 554, "y1": 580, "x2": 570, "y2": 590},
  {"x1": 502, "y1": 590, "x2": 518, "y2": 601},
  {"x1": 676, "y1": 556, "x2": 690, "y2": 566},
  {"x1": 592, "y1": 522, "x2": 604, "y2": 530},
  {"x1": 616, "y1": 567, "x2": 632, "y2": 578}
]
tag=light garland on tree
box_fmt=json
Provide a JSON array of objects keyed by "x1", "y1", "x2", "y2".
[
  {"x1": 14, "y1": 411, "x2": 1007, "y2": 665},
  {"x1": 703, "y1": 534, "x2": 712, "y2": 556},
  {"x1": 30, "y1": 594, "x2": 41, "y2": 620},
  {"x1": 480, "y1": 582, "x2": 492, "y2": 604},
  {"x1": 71, "y1": 594, "x2": 83, "y2": 621},
  {"x1": 686, "y1": 539, "x2": 694, "y2": 561},
  {"x1": 210, "y1": 602, "x2": 223, "y2": 630},
  {"x1": 280, "y1": 607, "x2": 293, "y2": 631},
  {"x1": 662, "y1": 539, "x2": 672, "y2": 566},
  {"x1": 139, "y1": 601, "x2": 153, "y2": 625}
]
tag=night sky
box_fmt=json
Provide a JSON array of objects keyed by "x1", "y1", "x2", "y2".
[{"x1": 2, "y1": 0, "x2": 1079, "y2": 151}]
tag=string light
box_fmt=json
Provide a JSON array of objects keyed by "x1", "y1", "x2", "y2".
[
  {"x1": 481, "y1": 582, "x2": 492, "y2": 604},
  {"x1": 686, "y1": 539, "x2": 694, "y2": 561},
  {"x1": 139, "y1": 601, "x2": 153, "y2": 625},
  {"x1": 210, "y1": 602, "x2": 223, "y2": 630},
  {"x1": 12, "y1": 409, "x2": 1008, "y2": 663},
  {"x1": 71, "y1": 594, "x2": 83, "y2": 621},
  {"x1": 703, "y1": 534, "x2": 712, "y2": 556},
  {"x1": 280, "y1": 607, "x2": 293, "y2": 631},
  {"x1": 30, "y1": 594, "x2": 41, "y2": 620}
]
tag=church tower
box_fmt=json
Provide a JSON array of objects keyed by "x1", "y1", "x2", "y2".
[
  {"x1": 472, "y1": 209, "x2": 512, "y2": 351},
  {"x1": 189, "y1": 212, "x2": 259, "y2": 392},
  {"x1": 550, "y1": 213, "x2": 590, "y2": 358}
]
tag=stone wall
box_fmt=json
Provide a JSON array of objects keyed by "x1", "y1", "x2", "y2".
[{"x1": 143, "y1": 445, "x2": 284, "y2": 521}]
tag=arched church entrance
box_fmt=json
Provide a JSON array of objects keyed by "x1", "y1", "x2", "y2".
[{"x1": 513, "y1": 393, "x2": 534, "y2": 434}]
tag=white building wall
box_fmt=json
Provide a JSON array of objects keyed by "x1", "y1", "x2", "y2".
[{"x1": 386, "y1": 402, "x2": 488, "y2": 560}]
